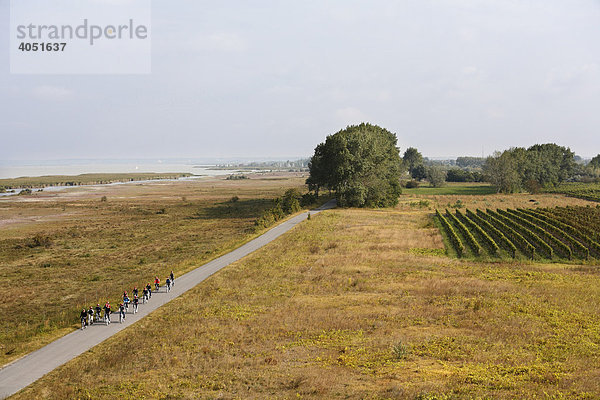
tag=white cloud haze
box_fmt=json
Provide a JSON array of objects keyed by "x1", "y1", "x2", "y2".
[{"x1": 1, "y1": 0, "x2": 600, "y2": 160}]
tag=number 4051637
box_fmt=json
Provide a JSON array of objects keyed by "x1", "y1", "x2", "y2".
[{"x1": 18, "y1": 42, "x2": 66, "y2": 51}]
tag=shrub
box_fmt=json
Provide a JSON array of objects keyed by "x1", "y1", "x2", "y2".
[
  {"x1": 230, "y1": 195, "x2": 239, "y2": 203},
  {"x1": 281, "y1": 189, "x2": 301, "y2": 214},
  {"x1": 300, "y1": 193, "x2": 317, "y2": 207},
  {"x1": 427, "y1": 166, "x2": 446, "y2": 188},
  {"x1": 100, "y1": 196, "x2": 107, "y2": 202},
  {"x1": 392, "y1": 341, "x2": 408, "y2": 360},
  {"x1": 405, "y1": 180, "x2": 419, "y2": 188},
  {"x1": 226, "y1": 174, "x2": 249, "y2": 180},
  {"x1": 27, "y1": 234, "x2": 52, "y2": 248}
]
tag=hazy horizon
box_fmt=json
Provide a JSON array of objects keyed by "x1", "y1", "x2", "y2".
[{"x1": 2, "y1": 1, "x2": 600, "y2": 160}]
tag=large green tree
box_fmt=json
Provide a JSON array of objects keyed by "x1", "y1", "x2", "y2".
[
  {"x1": 306, "y1": 123, "x2": 403, "y2": 207},
  {"x1": 483, "y1": 144, "x2": 575, "y2": 193}
]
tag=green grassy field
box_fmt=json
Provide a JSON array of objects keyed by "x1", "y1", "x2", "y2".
[
  {"x1": 0, "y1": 174, "x2": 306, "y2": 367},
  {"x1": 403, "y1": 182, "x2": 497, "y2": 196},
  {"x1": 11, "y1": 193, "x2": 600, "y2": 399}
]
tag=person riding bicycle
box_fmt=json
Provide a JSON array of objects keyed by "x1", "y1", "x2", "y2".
[
  {"x1": 87, "y1": 306, "x2": 94, "y2": 325},
  {"x1": 123, "y1": 292, "x2": 130, "y2": 311},
  {"x1": 166, "y1": 277, "x2": 171, "y2": 292},
  {"x1": 170, "y1": 270, "x2": 174, "y2": 286},
  {"x1": 80, "y1": 308, "x2": 88, "y2": 330},
  {"x1": 132, "y1": 286, "x2": 139, "y2": 298},
  {"x1": 119, "y1": 303, "x2": 126, "y2": 323},
  {"x1": 142, "y1": 287, "x2": 149, "y2": 303},
  {"x1": 146, "y1": 283, "x2": 152, "y2": 298},
  {"x1": 133, "y1": 295, "x2": 139, "y2": 313},
  {"x1": 95, "y1": 303, "x2": 102, "y2": 320},
  {"x1": 154, "y1": 277, "x2": 160, "y2": 291},
  {"x1": 103, "y1": 302, "x2": 112, "y2": 325}
]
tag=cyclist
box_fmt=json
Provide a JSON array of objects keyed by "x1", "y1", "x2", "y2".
[
  {"x1": 142, "y1": 287, "x2": 149, "y2": 304},
  {"x1": 123, "y1": 292, "x2": 130, "y2": 312},
  {"x1": 119, "y1": 303, "x2": 126, "y2": 323},
  {"x1": 95, "y1": 303, "x2": 102, "y2": 321},
  {"x1": 166, "y1": 277, "x2": 171, "y2": 292},
  {"x1": 132, "y1": 286, "x2": 139, "y2": 298},
  {"x1": 170, "y1": 270, "x2": 175, "y2": 286},
  {"x1": 103, "y1": 302, "x2": 112, "y2": 325},
  {"x1": 133, "y1": 295, "x2": 139, "y2": 313},
  {"x1": 87, "y1": 306, "x2": 94, "y2": 326},
  {"x1": 154, "y1": 276, "x2": 160, "y2": 292},
  {"x1": 146, "y1": 283, "x2": 152, "y2": 299},
  {"x1": 80, "y1": 308, "x2": 88, "y2": 330}
]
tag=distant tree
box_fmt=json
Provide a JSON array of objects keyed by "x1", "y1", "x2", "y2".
[
  {"x1": 590, "y1": 154, "x2": 600, "y2": 170},
  {"x1": 403, "y1": 147, "x2": 424, "y2": 179},
  {"x1": 306, "y1": 123, "x2": 403, "y2": 207},
  {"x1": 524, "y1": 143, "x2": 575, "y2": 187},
  {"x1": 484, "y1": 144, "x2": 575, "y2": 192},
  {"x1": 446, "y1": 168, "x2": 473, "y2": 182},
  {"x1": 456, "y1": 156, "x2": 486, "y2": 169},
  {"x1": 427, "y1": 166, "x2": 447, "y2": 188},
  {"x1": 411, "y1": 164, "x2": 428, "y2": 181},
  {"x1": 484, "y1": 150, "x2": 523, "y2": 193}
]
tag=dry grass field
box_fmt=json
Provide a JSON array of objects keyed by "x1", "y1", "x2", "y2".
[
  {"x1": 10, "y1": 190, "x2": 600, "y2": 399},
  {"x1": 0, "y1": 173, "x2": 306, "y2": 367}
]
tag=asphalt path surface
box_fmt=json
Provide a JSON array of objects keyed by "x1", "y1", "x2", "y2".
[{"x1": 0, "y1": 200, "x2": 336, "y2": 399}]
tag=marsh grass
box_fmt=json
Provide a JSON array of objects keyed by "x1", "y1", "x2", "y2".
[
  {"x1": 13, "y1": 202, "x2": 600, "y2": 399},
  {"x1": 0, "y1": 175, "x2": 306, "y2": 366}
]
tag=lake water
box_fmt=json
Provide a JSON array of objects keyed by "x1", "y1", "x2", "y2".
[
  {"x1": 0, "y1": 163, "x2": 235, "y2": 179},
  {"x1": 0, "y1": 163, "x2": 244, "y2": 197}
]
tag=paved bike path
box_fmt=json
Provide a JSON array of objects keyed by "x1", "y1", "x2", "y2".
[{"x1": 0, "y1": 200, "x2": 335, "y2": 399}]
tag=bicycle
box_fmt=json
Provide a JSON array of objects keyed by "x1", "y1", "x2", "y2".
[{"x1": 81, "y1": 318, "x2": 86, "y2": 330}]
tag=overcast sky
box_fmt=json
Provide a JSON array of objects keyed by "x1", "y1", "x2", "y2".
[{"x1": 1, "y1": 0, "x2": 600, "y2": 161}]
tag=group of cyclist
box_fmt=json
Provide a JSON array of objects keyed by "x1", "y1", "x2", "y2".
[{"x1": 80, "y1": 271, "x2": 175, "y2": 330}]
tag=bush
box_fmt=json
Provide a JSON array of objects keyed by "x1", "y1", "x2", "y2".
[
  {"x1": 427, "y1": 166, "x2": 446, "y2": 188},
  {"x1": 27, "y1": 234, "x2": 52, "y2": 248},
  {"x1": 230, "y1": 195, "x2": 239, "y2": 203},
  {"x1": 405, "y1": 180, "x2": 419, "y2": 188},
  {"x1": 226, "y1": 174, "x2": 248, "y2": 180},
  {"x1": 255, "y1": 190, "x2": 307, "y2": 230},
  {"x1": 100, "y1": 196, "x2": 107, "y2": 202},
  {"x1": 525, "y1": 179, "x2": 542, "y2": 194},
  {"x1": 300, "y1": 192, "x2": 317, "y2": 207},
  {"x1": 281, "y1": 189, "x2": 301, "y2": 214},
  {"x1": 392, "y1": 341, "x2": 408, "y2": 359},
  {"x1": 19, "y1": 188, "x2": 33, "y2": 196}
]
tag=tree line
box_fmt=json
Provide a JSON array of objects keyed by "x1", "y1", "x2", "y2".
[{"x1": 306, "y1": 123, "x2": 599, "y2": 207}]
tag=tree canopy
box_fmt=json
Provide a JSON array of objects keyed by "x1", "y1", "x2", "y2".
[
  {"x1": 590, "y1": 154, "x2": 600, "y2": 170},
  {"x1": 306, "y1": 123, "x2": 403, "y2": 207},
  {"x1": 483, "y1": 144, "x2": 575, "y2": 193},
  {"x1": 403, "y1": 147, "x2": 424, "y2": 179}
]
